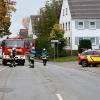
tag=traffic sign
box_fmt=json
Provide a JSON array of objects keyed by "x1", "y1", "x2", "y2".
[{"x1": 51, "y1": 40, "x2": 59, "y2": 43}]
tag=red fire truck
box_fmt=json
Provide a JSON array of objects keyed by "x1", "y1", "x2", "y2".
[
  {"x1": 2, "y1": 38, "x2": 26, "y2": 65},
  {"x1": 24, "y1": 38, "x2": 33, "y2": 58}
]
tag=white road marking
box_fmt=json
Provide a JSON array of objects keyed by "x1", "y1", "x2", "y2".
[
  {"x1": 0, "y1": 68, "x2": 7, "y2": 72},
  {"x1": 56, "y1": 94, "x2": 64, "y2": 100}
]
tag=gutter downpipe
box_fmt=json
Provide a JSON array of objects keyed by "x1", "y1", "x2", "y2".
[{"x1": 70, "y1": 19, "x2": 73, "y2": 56}]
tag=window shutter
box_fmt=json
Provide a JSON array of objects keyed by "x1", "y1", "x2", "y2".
[
  {"x1": 84, "y1": 21, "x2": 89, "y2": 29},
  {"x1": 75, "y1": 21, "x2": 78, "y2": 29},
  {"x1": 75, "y1": 37, "x2": 79, "y2": 45},
  {"x1": 96, "y1": 37, "x2": 99, "y2": 45},
  {"x1": 96, "y1": 21, "x2": 100, "y2": 29}
]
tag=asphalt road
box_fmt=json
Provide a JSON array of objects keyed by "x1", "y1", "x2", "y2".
[{"x1": 0, "y1": 60, "x2": 100, "y2": 100}]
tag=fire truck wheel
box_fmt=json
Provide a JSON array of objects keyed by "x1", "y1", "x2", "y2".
[
  {"x1": 21, "y1": 62, "x2": 24, "y2": 66},
  {"x1": 21, "y1": 61, "x2": 25, "y2": 66},
  {"x1": 2, "y1": 60, "x2": 7, "y2": 65}
]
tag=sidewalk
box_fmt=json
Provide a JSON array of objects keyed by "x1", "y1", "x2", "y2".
[{"x1": 51, "y1": 61, "x2": 79, "y2": 68}]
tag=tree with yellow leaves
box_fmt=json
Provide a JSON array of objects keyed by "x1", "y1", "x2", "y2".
[
  {"x1": 49, "y1": 24, "x2": 65, "y2": 41},
  {"x1": 0, "y1": 0, "x2": 16, "y2": 37},
  {"x1": 49, "y1": 24, "x2": 66, "y2": 57}
]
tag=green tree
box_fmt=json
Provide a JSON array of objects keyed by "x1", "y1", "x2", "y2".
[
  {"x1": 35, "y1": 0, "x2": 62, "y2": 37},
  {"x1": 49, "y1": 24, "x2": 66, "y2": 57},
  {"x1": 78, "y1": 39, "x2": 92, "y2": 53},
  {"x1": 35, "y1": 0, "x2": 63, "y2": 57}
]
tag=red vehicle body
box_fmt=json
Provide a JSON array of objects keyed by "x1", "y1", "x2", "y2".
[
  {"x1": 2, "y1": 38, "x2": 27, "y2": 65},
  {"x1": 24, "y1": 39, "x2": 33, "y2": 58},
  {"x1": 0, "y1": 42, "x2": 2, "y2": 59},
  {"x1": 78, "y1": 50, "x2": 100, "y2": 67}
]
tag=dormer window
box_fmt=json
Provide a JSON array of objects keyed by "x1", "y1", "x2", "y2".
[
  {"x1": 89, "y1": 21, "x2": 96, "y2": 29},
  {"x1": 78, "y1": 21, "x2": 84, "y2": 29}
]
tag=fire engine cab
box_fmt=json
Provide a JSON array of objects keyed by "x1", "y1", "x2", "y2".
[{"x1": 2, "y1": 38, "x2": 26, "y2": 65}]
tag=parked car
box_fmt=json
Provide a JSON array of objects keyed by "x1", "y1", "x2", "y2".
[{"x1": 78, "y1": 50, "x2": 100, "y2": 67}]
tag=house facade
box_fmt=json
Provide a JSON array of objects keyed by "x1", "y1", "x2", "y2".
[
  {"x1": 19, "y1": 29, "x2": 28, "y2": 38},
  {"x1": 59, "y1": 0, "x2": 100, "y2": 54},
  {"x1": 28, "y1": 15, "x2": 40, "y2": 47},
  {"x1": 28, "y1": 15, "x2": 40, "y2": 38}
]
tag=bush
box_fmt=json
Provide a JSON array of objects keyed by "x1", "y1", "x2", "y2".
[{"x1": 78, "y1": 39, "x2": 92, "y2": 53}]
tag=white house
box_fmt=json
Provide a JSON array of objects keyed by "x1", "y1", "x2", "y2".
[{"x1": 59, "y1": 0, "x2": 100, "y2": 54}]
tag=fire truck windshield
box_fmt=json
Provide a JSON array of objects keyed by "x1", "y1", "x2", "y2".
[{"x1": 4, "y1": 40, "x2": 24, "y2": 47}]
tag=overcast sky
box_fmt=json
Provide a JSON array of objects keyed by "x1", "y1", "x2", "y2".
[{"x1": 9, "y1": 0, "x2": 47, "y2": 35}]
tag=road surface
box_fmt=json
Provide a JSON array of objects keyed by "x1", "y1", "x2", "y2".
[{"x1": 0, "y1": 60, "x2": 100, "y2": 100}]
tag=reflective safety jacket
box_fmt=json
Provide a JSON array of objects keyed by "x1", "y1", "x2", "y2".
[{"x1": 29, "y1": 49, "x2": 36, "y2": 58}]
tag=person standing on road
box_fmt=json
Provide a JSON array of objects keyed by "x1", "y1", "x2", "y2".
[
  {"x1": 41, "y1": 48, "x2": 48, "y2": 66},
  {"x1": 29, "y1": 46, "x2": 36, "y2": 68}
]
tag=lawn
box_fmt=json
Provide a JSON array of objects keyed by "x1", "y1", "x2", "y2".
[{"x1": 50, "y1": 56, "x2": 78, "y2": 62}]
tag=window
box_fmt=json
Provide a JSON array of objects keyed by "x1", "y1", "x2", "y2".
[
  {"x1": 66, "y1": 8, "x2": 67, "y2": 15},
  {"x1": 93, "y1": 51, "x2": 100, "y2": 55},
  {"x1": 5, "y1": 40, "x2": 24, "y2": 47},
  {"x1": 69, "y1": 37, "x2": 70, "y2": 46},
  {"x1": 78, "y1": 21, "x2": 84, "y2": 29},
  {"x1": 66, "y1": 22, "x2": 67, "y2": 30},
  {"x1": 68, "y1": 22, "x2": 70, "y2": 30},
  {"x1": 83, "y1": 51, "x2": 93, "y2": 56},
  {"x1": 89, "y1": 21, "x2": 96, "y2": 29},
  {"x1": 63, "y1": 23, "x2": 64, "y2": 29}
]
